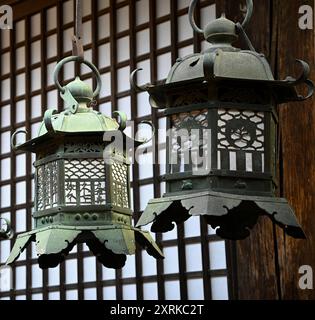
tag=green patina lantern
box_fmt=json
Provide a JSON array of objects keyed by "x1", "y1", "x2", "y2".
[
  {"x1": 132, "y1": 0, "x2": 314, "y2": 240},
  {"x1": 6, "y1": 56, "x2": 163, "y2": 269}
]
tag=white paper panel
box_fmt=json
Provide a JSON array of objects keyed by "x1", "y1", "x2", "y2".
[
  {"x1": 157, "y1": 53, "x2": 172, "y2": 80},
  {"x1": 229, "y1": 151, "x2": 237, "y2": 171},
  {"x1": 165, "y1": 280, "x2": 180, "y2": 300},
  {"x1": 1, "y1": 79, "x2": 10, "y2": 101},
  {"x1": 103, "y1": 286, "x2": 116, "y2": 300},
  {"x1": 63, "y1": 0, "x2": 74, "y2": 24},
  {"x1": 15, "y1": 46, "x2": 25, "y2": 70},
  {"x1": 84, "y1": 288, "x2": 97, "y2": 300},
  {"x1": 63, "y1": 27, "x2": 74, "y2": 53},
  {"x1": 138, "y1": 151, "x2": 153, "y2": 180},
  {"x1": 31, "y1": 13, "x2": 41, "y2": 37},
  {"x1": 211, "y1": 276, "x2": 229, "y2": 300},
  {"x1": 163, "y1": 246, "x2": 179, "y2": 274},
  {"x1": 139, "y1": 184, "x2": 153, "y2": 211},
  {"x1": 178, "y1": 0, "x2": 190, "y2": 10},
  {"x1": 136, "y1": 0, "x2": 149, "y2": 25},
  {"x1": 1, "y1": 158, "x2": 10, "y2": 181},
  {"x1": 98, "y1": 43, "x2": 110, "y2": 68},
  {"x1": 82, "y1": 20, "x2": 92, "y2": 45},
  {"x1": 83, "y1": 257, "x2": 96, "y2": 282},
  {"x1": 15, "y1": 266, "x2": 26, "y2": 290},
  {"x1": 66, "y1": 290, "x2": 78, "y2": 300},
  {"x1": 31, "y1": 242, "x2": 37, "y2": 259},
  {"x1": 1, "y1": 52, "x2": 10, "y2": 75},
  {"x1": 16, "y1": 74, "x2": 26, "y2": 96},
  {"x1": 31, "y1": 68, "x2": 41, "y2": 91},
  {"x1": 137, "y1": 92, "x2": 150, "y2": 117},
  {"x1": 100, "y1": 73, "x2": 111, "y2": 97},
  {"x1": 31, "y1": 40, "x2": 41, "y2": 64},
  {"x1": 117, "y1": 36, "x2": 130, "y2": 63},
  {"x1": 184, "y1": 216, "x2": 201, "y2": 238},
  {"x1": 0, "y1": 105, "x2": 10, "y2": 127},
  {"x1": 16, "y1": 100, "x2": 26, "y2": 124},
  {"x1": 157, "y1": 21, "x2": 171, "y2": 49},
  {"x1": 16, "y1": 154, "x2": 26, "y2": 177},
  {"x1": 64, "y1": 59, "x2": 75, "y2": 80},
  {"x1": 65, "y1": 259, "x2": 78, "y2": 284},
  {"x1": 116, "y1": 6, "x2": 129, "y2": 33},
  {"x1": 99, "y1": 102, "x2": 112, "y2": 117},
  {"x1": 0, "y1": 240, "x2": 10, "y2": 263},
  {"x1": 99, "y1": 0, "x2": 110, "y2": 10},
  {"x1": 31, "y1": 95, "x2": 42, "y2": 119},
  {"x1": 15, "y1": 20, "x2": 25, "y2": 43},
  {"x1": 143, "y1": 282, "x2": 158, "y2": 300},
  {"x1": 98, "y1": 14, "x2": 110, "y2": 40},
  {"x1": 1, "y1": 185, "x2": 11, "y2": 208},
  {"x1": 118, "y1": 96, "x2": 131, "y2": 119},
  {"x1": 31, "y1": 122, "x2": 41, "y2": 139},
  {"x1": 136, "y1": 29, "x2": 150, "y2": 56},
  {"x1": 16, "y1": 181, "x2": 26, "y2": 205},
  {"x1": 178, "y1": 14, "x2": 193, "y2": 42},
  {"x1": 47, "y1": 34, "x2": 57, "y2": 59},
  {"x1": 122, "y1": 255, "x2": 136, "y2": 278},
  {"x1": 46, "y1": 7, "x2": 57, "y2": 31},
  {"x1": 209, "y1": 241, "x2": 227, "y2": 270},
  {"x1": 32, "y1": 293, "x2": 43, "y2": 300},
  {"x1": 123, "y1": 284, "x2": 137, "y2": 300},
  {"x1": 142, "y1": 250, "x2": 157, "y2": 276},
  {"x1": 102, "y1": 266, "x2": 116, "y2": 281},
  {"x1": 156, "y1": 0, "x2": 170, "y2": 18},
  {"x1": 117, "y1": 66, "x2": 130, "y2": 92},
  {"x1": 1, "y1": 29, "x2": 10, "y2": 49},
  {"x1": 49, "y1": 292, "x2": 60, "y2": 300},
  {"x1": 16, "y1": 295, "x2": 27, "y2": 300},
  {"x1": 48, "y1": 266, "x2": 60, "y2": 286},
  {"x1": 187, "y1": 278, "x2": 204, "y2": 300},
  {"x1": 185, "y1": 243, "x2": 202, "y2": 272},
  {"x1": 32, "y1": 264, "x2": 43, "y2": 288},
  {"x1": 47, "y1": 90, "x2": 58, "y2": 108},
  {"x1": 82, "y1": 0, "x2": 91, "y2": 16}
]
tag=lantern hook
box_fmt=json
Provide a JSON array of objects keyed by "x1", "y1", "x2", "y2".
[
  {"x1": 130, "y1": 68, "x2": 154, "y2": 93},
  {"x1": 11, "y1": 129, "x2": 28, "y2": 150},
  {"x1": 188, "y1": 0, "x2": 253, "y2": 34},
  {"x1": 113, "y1": 111, "x2": 127, "y2": 131},
  {"x1": 283, "y1": 59, "x2": 314, "y2": 101}
]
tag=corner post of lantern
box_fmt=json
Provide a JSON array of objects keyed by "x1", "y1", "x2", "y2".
[{"x1": 131, "y1": 0, "x2": 314, "y2": 240}]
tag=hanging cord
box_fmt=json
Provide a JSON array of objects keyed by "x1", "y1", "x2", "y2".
[{"x1": 72, "y1": 0, "x2": 84, "y2": 60}]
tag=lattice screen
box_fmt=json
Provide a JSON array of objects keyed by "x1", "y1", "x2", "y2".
[{"x1": 0, "y1": 0, "x2": 231, "y2": 300}]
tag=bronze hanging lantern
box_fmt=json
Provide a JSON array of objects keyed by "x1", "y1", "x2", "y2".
[
  {"x1": 132, "y1": 0, "x2": 314, "y2": 240},
  {"x1": 6, "y1": 56, "x2": 163, "y2": 269}
]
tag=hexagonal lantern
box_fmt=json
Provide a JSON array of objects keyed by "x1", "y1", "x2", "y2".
[
  {"x1": 132, "y1": 0, "x2": 314, "y2": 240},
  {"x1": 6, "y1": 56, "x2": 163, "y2": 269}
]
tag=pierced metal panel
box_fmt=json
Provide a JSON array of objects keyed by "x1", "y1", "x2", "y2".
[
  {"x1": 218, "y1": 109, "x2": 265, "y2": 152},
  {"x1": 111, "y1": 161, "x2": 129, "y2": 208},
  {"x1": 170, "y1": 109, "x2": 209, "y2": 173},
  {"x1": 36, "y1": 161, "x2": 59, "y2": 211},
  {"x1": 64, "y1": 159, "x2": 106, "y2": 205},
  {"x1": 217, "y1": 109, "x2": 265, "y2": 173}
]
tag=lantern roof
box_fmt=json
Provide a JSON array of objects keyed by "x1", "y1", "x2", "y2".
[{"x1": 130, "y1": 0, "x2": 314, "y2": 108}]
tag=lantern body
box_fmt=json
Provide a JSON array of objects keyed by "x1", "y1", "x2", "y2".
[
  {"x1": 7, "y1": 63, "x2": 163, "y2": 269},
  {"x1": 135, "y1": 14, "x2": 313, "y2": 240}
]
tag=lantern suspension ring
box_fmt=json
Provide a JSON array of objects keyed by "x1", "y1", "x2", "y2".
[{"x1": 188, "y1": 0, "x2": 253, "y2": 34}]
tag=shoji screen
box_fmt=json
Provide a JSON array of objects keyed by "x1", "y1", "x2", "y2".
[{"x1": 0, "y1": 0, "x2": 230, "y2": 300}]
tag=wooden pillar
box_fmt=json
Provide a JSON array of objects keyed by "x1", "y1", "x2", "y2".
[{"x1": 276, "y1": 0, "x2": 315, "y2": 300}]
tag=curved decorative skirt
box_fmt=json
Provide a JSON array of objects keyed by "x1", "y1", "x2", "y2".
[
  {"x1": 136, "y1": 191, "x2": 305, "y2": 240},
  {"x1": 6, "y1": 224, "x2": 164, "y2": 269}
]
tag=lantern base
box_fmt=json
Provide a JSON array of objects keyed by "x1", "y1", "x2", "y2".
[
  {"x1": 136, "y1": 191, "x2": 306, "y2": 240},
  {"x1": 6, "y1": 225, "x2": 163, "y2": 269}
]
